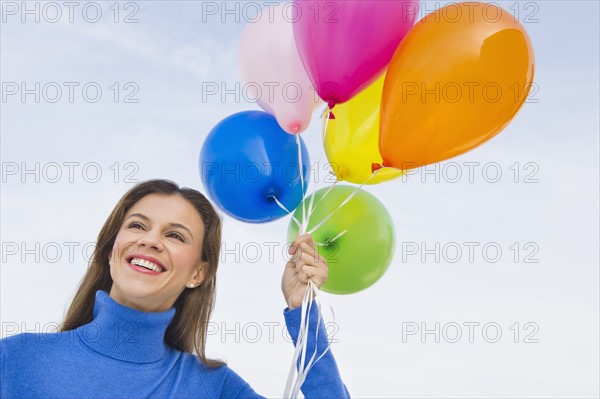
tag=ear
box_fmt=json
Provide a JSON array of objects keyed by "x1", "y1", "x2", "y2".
[{"x1": 187, "y1": 260, "x2": 208, "y2": 287}]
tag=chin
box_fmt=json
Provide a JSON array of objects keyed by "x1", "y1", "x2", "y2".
[{"x1": 111, "y1": 280, "x2": 154, "y2": 303}]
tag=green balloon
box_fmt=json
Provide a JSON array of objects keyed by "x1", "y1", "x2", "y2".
[{"x1": 288, "y1": 185, "x2": 395, "y2": 294}]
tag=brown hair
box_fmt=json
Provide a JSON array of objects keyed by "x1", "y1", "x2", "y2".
[{"x1": 59, "y1": 179, "x2": 224, "y2": 367}]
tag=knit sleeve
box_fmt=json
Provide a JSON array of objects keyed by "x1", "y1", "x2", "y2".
[
  {"x1": 283, "y1": 301, "x2": 351, "y2": 398},
  {"x1": 220, "y1": 366, "x2": 267, "y2": 399},
  {"x1": 0, "y1": 339, "x2": 6, "y2": 398}
]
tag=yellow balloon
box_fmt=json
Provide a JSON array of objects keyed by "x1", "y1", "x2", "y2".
[{"x1": 324, "y1": 73, "x2": 403, "y2": 185}]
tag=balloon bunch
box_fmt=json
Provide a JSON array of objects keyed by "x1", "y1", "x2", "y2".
[
  {"x1": 200, "y1": 2, "x2": 534, "y2": 397},
  {"x1": 200, "y1": 1, "x2": 535, "y2": 294}
]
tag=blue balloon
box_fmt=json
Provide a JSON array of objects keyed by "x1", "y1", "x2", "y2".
[{"x1": 200, "y1": 111, "x2": 310, "y2": 223}]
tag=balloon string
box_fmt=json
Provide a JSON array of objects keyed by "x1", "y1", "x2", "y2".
[
  {"x1": 296, "y1": 284, "x2": 313, "y2": 393},
  {"x1": 283, "y1": 280, "x2": 335, "y2": 398},
  {"x1": 297, "y1": 283, "x2": 336, "y2": 394},
  {"x1": 295, "y1": 133, "x2": 307, "y2": 234},
  {"x1": 273, "y1": 196, "x2": 301, "y2": 229},
  {"x1": 283, "y1": 104, "x2": 336, "y2": 399},
  {"x1": 272, "y1": 194, "x2": 340, "y2": 247},
  {"x1": 306, "y1": 168, "x2": 382, "y2": 236},
  {"x1": 315, "y1": 229, "x2": 347, "y2": 247},
  {"x1": 304, "y1": 104, "x2": 332, "y2": 229},
  {"x1": 292, "y1": 282, "x2": 316, "y2": 395},
  {"x1": 295, "y1": 288, "x2": 334, "y2": 392},
  {"x1": 299, "y1": 102, "x2": 331, "y2": 229},
  {"x1": 283, "y1": 280, "x2": 314, "y2": 398},
  {"x1": 304, "y1": 180, "x2": 337, "y2": 220},
  {"x1": 283, "y1": 285, "x2": 310, "y2": 398},
  {"x1": 321, "y1": 104, "x2": 332, "y2": 143}
]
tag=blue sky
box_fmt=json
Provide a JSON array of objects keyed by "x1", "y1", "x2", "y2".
[{"x1": 1, "y1": 1, "x2": 598, "y2": 397}]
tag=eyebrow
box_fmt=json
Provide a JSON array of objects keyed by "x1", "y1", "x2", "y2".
[{"x1": 126, "y1": 213, "x2": 194, "y2": 240}]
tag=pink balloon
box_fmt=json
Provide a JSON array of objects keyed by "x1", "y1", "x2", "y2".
[
  {"x1": 292, "y1": 0, "x2": 419, "y2": 107},
  {"x1": 237, "y1": 4, "x2": 321, "y2": 134}
]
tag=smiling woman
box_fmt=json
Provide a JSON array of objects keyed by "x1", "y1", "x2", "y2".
[
  {"x1": 108, "y1": 193, "x2": 211, "y2": 314},
  {"x1": 0, "y1": 179, "x2": 350, "y2": 398}
]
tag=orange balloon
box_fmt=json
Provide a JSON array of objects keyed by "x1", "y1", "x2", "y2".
[{"x1": 379, "y1": 2, "x2": 535, "y2": 170}]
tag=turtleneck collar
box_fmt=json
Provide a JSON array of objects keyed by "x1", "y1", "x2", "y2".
[{"x1": 76, "y1": 290, "x2": 177, "y2": 363}]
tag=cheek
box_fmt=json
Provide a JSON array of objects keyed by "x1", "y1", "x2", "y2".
[
  {"x1": 171, "y1": 248, "x2": 199, "y2": 273},
  {"x1": 111, "y1": 232, "x2": 134, "y2": 261},
  {"x1": 112, "y1": 232, "x2": 124, "y2": 250},
  {"x1": 109, "y1": 238, "x2": 121, "y2": 263}
]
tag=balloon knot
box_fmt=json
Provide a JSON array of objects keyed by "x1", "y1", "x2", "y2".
[
  {"x1": 289, "y1": 122, "x2": 301, "y2": 134},
  {"x1": 327, "y1": 101, "x2": 336, "y2": 119},
  {"x1": 371, "y1": 163, "x2": 383, "y2": 173}
]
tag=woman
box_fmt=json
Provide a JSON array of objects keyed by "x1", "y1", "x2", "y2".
[{"x1": 0, "y1": 179, "x2": 350, "y2": 398}]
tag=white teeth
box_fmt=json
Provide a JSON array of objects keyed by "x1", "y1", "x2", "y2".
[{"x1": 130, "y1": 258, "x2": 164, "y2": 272}]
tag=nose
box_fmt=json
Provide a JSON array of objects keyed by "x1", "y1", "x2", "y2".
[{"x1": 136, "y1": 229, "x2": 164, "y2": 251}]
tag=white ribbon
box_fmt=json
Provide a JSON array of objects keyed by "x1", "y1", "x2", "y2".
[
  {"x1": 281, "y1": 104, "x2": 382, "y2": 398},
  {"x1": 282, "y1": 105, "x2": 333, "y2": 398}
]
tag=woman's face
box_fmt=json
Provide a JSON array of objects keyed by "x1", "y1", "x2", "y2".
[{"x1": 108, "y1": 193, "x2": 207, "y2": 312}]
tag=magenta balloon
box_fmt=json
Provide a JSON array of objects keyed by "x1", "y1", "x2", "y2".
[{"x1": 292, "y1": 0, "x2": 419, "y2": 107}]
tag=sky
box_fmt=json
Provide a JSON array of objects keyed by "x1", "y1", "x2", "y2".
[{"x1": 1, "y1": 1, "x2": 599, "y2": 398}]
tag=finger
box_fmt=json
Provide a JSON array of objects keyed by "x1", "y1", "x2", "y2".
[
  {"x1": 298, "y1": 269, "x2": 309, "y2": 283},
  {"x1": 293, "y1": 233, "x2": 315, "y2": 248},
  {"x1": 300, "y1": 249, "x2": 328, "y2": 272},
  {"x1": 301, "y1": 265, "x2": 328, "y2": 286},
  {"x1": 298, "y1": 242, "x2": 319, "y2": 262},
  {"x1": 288, "y1": 241, "x2": 299, "y2": 255},
  {"x1": 319, "y1": 253, "x2": 328, "y2": 267},
  {"x1": 299, "y1": 261, "x2": 325, "y2": 278},
  {"x1": 295, "y1": 252, "x2": 312, "y2": 273},
  {"x1": 298, "y1": 241, "x2": 327, "y2": 263},
  {"x1": 288, "y1": 235, "x2": 316, "y2": 262},
  {"x1": 294, "y1": 244, "x2": 328, "y2": 273},
  {"x1": 286, "y1": 246, "x2": 300, "y2": 267},
  {"x1": 295, "y1": 257, "x2": 303, "y2": 273},
  {"x1": 288, "y1": 239, "x2": 311, "y2": 259},
  {"x1": 292, "y1": 246, "x2": 315, "y2": 272},
  {"x1": 296, "y1": 251, "x2": 319, "y2": 273}
]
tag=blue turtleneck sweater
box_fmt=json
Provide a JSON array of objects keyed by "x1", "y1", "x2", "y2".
[{"x1": 0, "y1": 290, "x2": 350, "y2": 398}]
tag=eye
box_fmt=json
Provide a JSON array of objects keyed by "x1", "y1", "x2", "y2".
[
  {"x1": 167, "y1": 232, "x2": 185, "y2": 242},
  {"x1": 128, "y1": 221, "x2": 145, "y2": 230}
]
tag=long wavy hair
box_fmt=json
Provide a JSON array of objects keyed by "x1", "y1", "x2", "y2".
[{"x1": 59, "y1": 179, "x2": 224, "y2": 367}]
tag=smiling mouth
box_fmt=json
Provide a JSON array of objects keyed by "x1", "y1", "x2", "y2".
[{"x1": 126, "y1": 257, "x2": 166, "y2": 273}]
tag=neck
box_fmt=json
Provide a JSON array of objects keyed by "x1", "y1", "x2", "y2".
[
  {"x1": 108, "y1": 287, "x2": 173, "y2": 312},
  {"x1": 77, "y1": 290, "x2": 177, "y2": 363}
]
